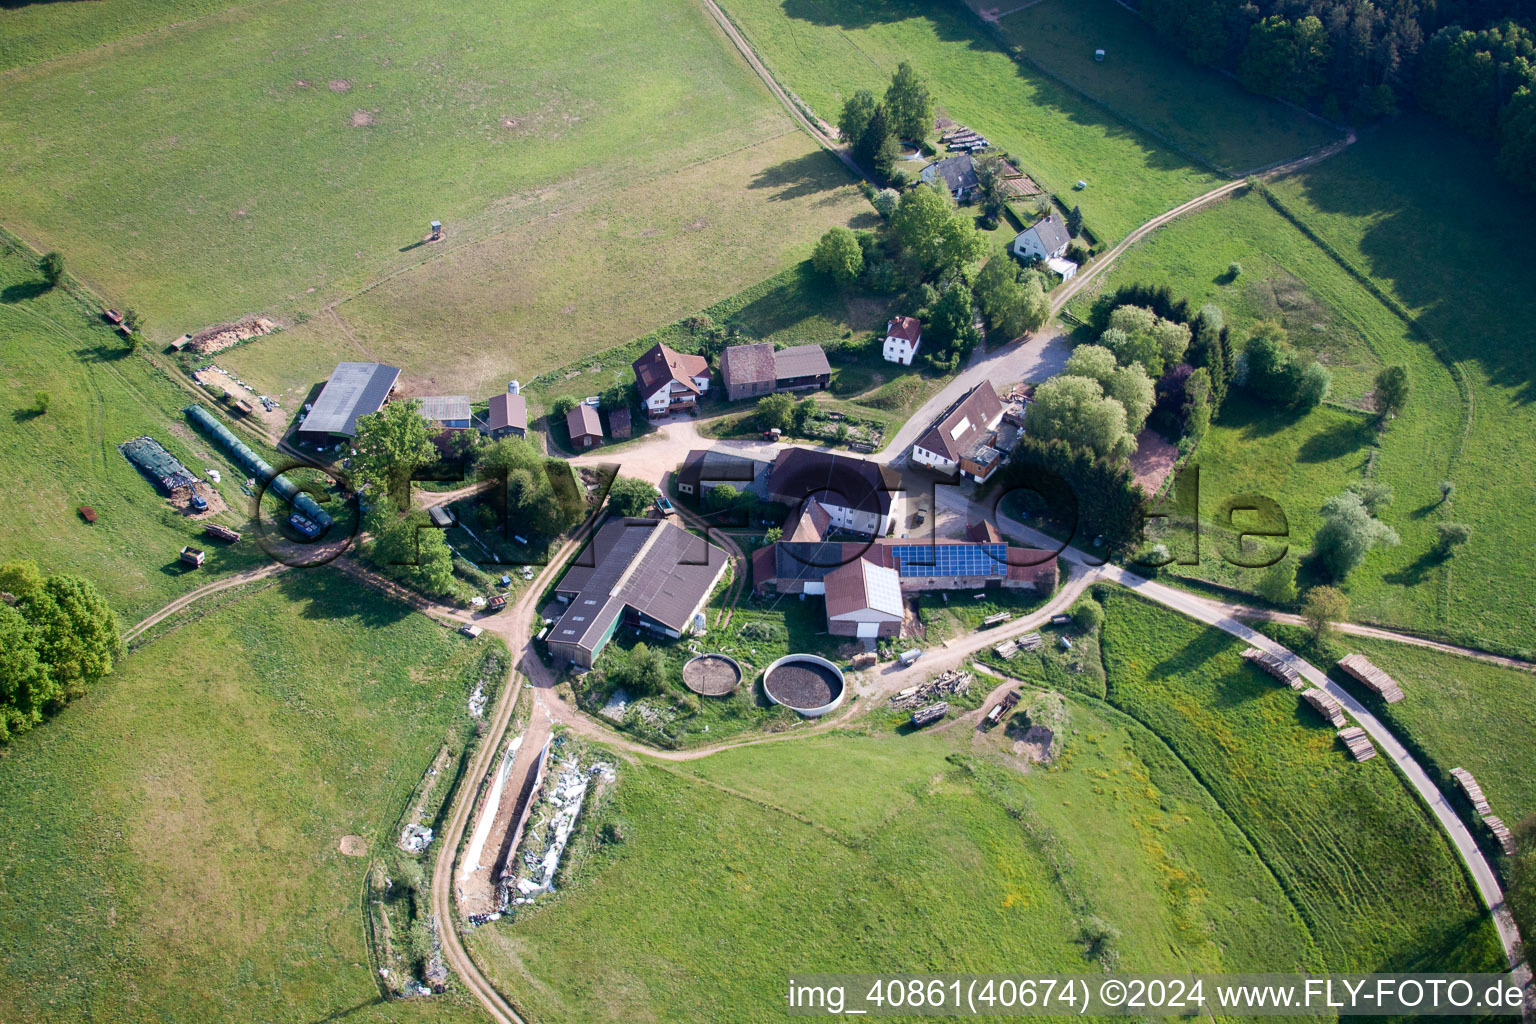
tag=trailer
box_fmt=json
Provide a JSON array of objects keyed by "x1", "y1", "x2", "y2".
[
  {"x1": 180, "y1": 546, "x2": 205, "y2": 568},
  {"x1": 486, "y1": 594, "x2": 508, "y2": 613},
  {"x1": 288, "y1": 512, "x2": 322, "y2": 539},
  {"x1": 898, "y1": 648, "x2": 923, "y2": 667}
]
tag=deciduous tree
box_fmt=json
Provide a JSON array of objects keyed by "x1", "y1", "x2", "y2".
[
  {"x1": 811, "y1": 226, "x2": 865, "y2": 284},
  {"x1": 883, "y1": 61, "x2": 933, "y2": 142},
  {"x1": 1312, "y1": 490, "x2": 1399, "y2": 579},
  {"x1": 1373, "y1": 364, "x2": 1409, "y2": 420},
  {"x1": 1023, "y1": 375, "x2": 1134, "y2": 461},
  {"x1": 1301, "y1": 585, "x2": 1349, "y2": 640},
  {"x1": 608, "y1": 477, "x2": 659, "y2": 517}
]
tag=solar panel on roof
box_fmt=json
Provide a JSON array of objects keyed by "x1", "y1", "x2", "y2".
[{"x1": 888, "y1": 543, "x2": 1009, "y2": 578}]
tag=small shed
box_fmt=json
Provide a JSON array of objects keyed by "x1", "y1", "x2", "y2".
[
  {"x1": 180, "y1": 546, "x2": 205, "y2": 568},
  {"x1": 77, "y1": 506, "x2": 97, "y2": 524},
  {"x1": 567, "y1": 403, "x2": 603, "y2": 448},
  {"x1": 428, "y1": 505, "x2": 456, "y2": 529}
]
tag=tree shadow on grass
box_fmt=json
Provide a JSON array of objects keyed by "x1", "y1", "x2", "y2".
[
  {"x1": 1, "y1": 281, "x2": 48, "y2": 304},
  {"x1": 11, "y1": 407, "x2": 43, "y2": 423},
  {"x1": 74, "y1": 342, "x2": 129, "y2": 363},
  {"x1": 282, "y1": 566, "x2": 416, "y2": 629},
  {"x1": 1296, "y1": 417, "x2": 1370, "y2": 464},
  {"x1": 749, "y1": 150, "x2": 852, "y2": 202},
  {"x1": 1382, "y1": 549, "x2": 1442, "y2": 587}
]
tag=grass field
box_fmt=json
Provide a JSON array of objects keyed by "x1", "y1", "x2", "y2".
[
  {"x1": 0, "y1": 245, "x2": 270, "y2": 625},
  {"x1": 1098, "y1": 590, "x2": 1502, "y2": 972},
  {"x1": 470, "y1": 709, "x2": 1315, "y2": 1022},
  {"x1": 714, "y1": 0, "x2": 1225, "y2": 242},
  {"x1": 995, "y1": 0, "x2": 1338, "y2": 174},
  {"x1": 0, "y1": 572, "x2": 499, "y2": 1023},
  {"x1": 0, "y1": 0, "x2": 866, "y2": 389},
  {"x1": 1073, "y1": 189, "x2": 1465, "y2": 639},
  {"x1": 1264, "y1": 116, "x2": 1536, "y2": 655},
  {"x1": 1261, "y1": 622, "x2": 1536, "y2": 834},
  {"x1": 0, "y1": 0, "x2": 239, "y2": 72}
]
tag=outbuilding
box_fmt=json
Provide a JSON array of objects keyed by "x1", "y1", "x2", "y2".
[
  {"x1": 298, "y1": 362, "x2": 401, "y2": 441},
  {"x1": 567, "y1": 403, "x2": 603, "y2": 448}
]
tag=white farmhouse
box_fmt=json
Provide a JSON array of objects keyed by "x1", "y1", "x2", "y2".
[
  {"x1": 910, "y1": 382, "x2": 1006, "y2": 481},
  {"x1": 883, "y1": 315, "x2": 923, "y2": 365},
  {"x1": 632, "y1": 341, "x2": 711, "y2": 419},
  {"x1": 1011, "y1": 214, "x2": 1072, "y2": 262}
]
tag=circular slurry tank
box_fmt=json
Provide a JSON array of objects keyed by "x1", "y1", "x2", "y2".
[
  {"x1": 682, "y1": 653, "x2": 742, "y2": 697},
  {"x1": 762, "y1": 654, "x2": 846, "y2": 717}
]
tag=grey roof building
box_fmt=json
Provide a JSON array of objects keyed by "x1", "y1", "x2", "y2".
[
  {"x1": 547, "y1": 518, "x2": 729, "y2": 667},
  {"x1": 920, "y1": 154, "x2": 980, "y2": 199},
  {"x1": 418, "y1": 395, "x2": 472, "y2": 429},
  {"x1": 299, "y1": 362, "x2": 401, "y2": 439}
]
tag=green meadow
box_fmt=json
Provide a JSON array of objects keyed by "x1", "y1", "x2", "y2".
[
  {"x1": 996, "y1": 0, "x2": 1338, "y2": 174},
  {"x1": 0, "y1": 573, "x2": 499, "y2": 1023},
  {"x1": 0, "y1": 245, "x2": 267, "y2": 625},
  {"x1": 1077, "y1": 189, "x2": 1465, "y2": 642},
  {"x1": 714, "y1": 0, "x2": 1225, "y2": 241}
]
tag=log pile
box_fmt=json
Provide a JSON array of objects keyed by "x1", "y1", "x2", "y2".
[
  {"x1": 1484, "y1": 816, "x2": 1516, "y2": 856},
  {"x1": 910, "y1": 702, "x2": 949, "y2": 728},
  {"x1": 890, "y1": 669, "x2": 973, "y2": 710},
  {"x1": 1450, "y1": 767, "x2": 1492, "y2": 815},
  {"x1": 1242, "y1": 647, "x2": 1301, "y2": 689},
  {"x1": 1337, "y1": 726, "x2": 1376, "y2": 761},
  {"x1": 1301, "y1": 688, "x2": 1346, "y2": 727},
  {"x1": 1336, "y1": 654, "x2": 1404, "y2": 702}
]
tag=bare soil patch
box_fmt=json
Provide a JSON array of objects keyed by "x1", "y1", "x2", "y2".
[
  {"x1": 351, "y1": 110, "x2": 375, "y2": 127},
  {"x1": 329, "y1": 79, "x2": 352, "y2": 93},
  {"x1": 1129, "y1": 428, "x2": 1179, "y2": 497},
  {"x1": 169, "y1": 481, "x2": 226, "y2": 519},
  {"x1": 1012, "y1": 725, "x2": 1055, "y2": 764},
  {"x1": 339, "y1": 835, "x2": 367, "y2": 857}
]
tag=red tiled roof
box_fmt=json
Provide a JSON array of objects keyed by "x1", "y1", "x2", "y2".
[
  {"x1": 786, "y1": 498, "x2": 832, "y2": 542},
  {"x1": 966, "y1": 520, "x2": 1003, "y2": 543},
  {"x1": 633, "y1": 342, "x2": 710, "y2": 399},
  {"x1": 886, "y1": 315, "x2": 922, "y2": 342},
  {"x1": 567, "y1": 403, "x2": 602, "y2": 440},
  {"x1": 486, "y1": 392, "x2": 527, "y2": 432}
]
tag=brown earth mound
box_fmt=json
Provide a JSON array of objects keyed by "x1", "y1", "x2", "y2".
[{"x1": 189, "y1": 316, "x2": 277, "y2": 355}]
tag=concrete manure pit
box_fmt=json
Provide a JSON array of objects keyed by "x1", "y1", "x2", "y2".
[
  {"x1": 682, "y1": 654, "x2": 741, "y2": 697},
  {"x1": 763, "y1": 654, "x2": 845, "y2": 717}
]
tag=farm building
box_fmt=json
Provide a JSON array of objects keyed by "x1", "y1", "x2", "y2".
[
  {"x1": 753, "y1": 537, "x2": 1058, "y2": 601},
  {"x1": 608, "y1": 406, "x2": 631, "y2": 439},
  {"x1": 824, "y1": 557, "x2": 905, "y2": 639},
  {"x1": 567, "y1": 404, "x2": 603, "y2": 448},
  {"x1": 482, "y1": 392, "x2": 528, "y2": 439},
  {"x1": 967, "y1": 520, "x2": 1004, "y2": 543},
  {"x1": 633, "y1": 341, "x2": 711, "y2": 419},
  {"x1": 1011, "y1": 214, "x2": 1071, "y2": 263},
  {"x1": 786, "y1": 498, "x2": 832, "y2": 542},
  {"x1": 298, "y1": 362, "x2": 400, "y2": 441},
  {"x1": 909, "y1": 382, "x2": 1006, "y2": 480},
  {"x1": 883, "y1": 315, "x2": 922, "y2": 365},
  {"x1": 546, "y1": 518, "x2": 729, "y2": 668},
  {"x1": 919, "y1": 154, "x2": 979, "y2": 200},
  {"x1": 418, "y1": 395, "x2": 472, "y2": 430},
  {"x1": 676, "y1": 449, "x2": 769, "y2": 498},
  {"x1": 766, "y1": 448, "x2": 901, "y2": 537},
  {"x1": 719, "y1": 342, "x2": 831, "y2": 401}
]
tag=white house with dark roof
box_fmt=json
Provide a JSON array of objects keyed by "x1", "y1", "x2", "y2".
[
  {"x1": 910, "y1": 382, "x2": 1006, "y2": 480},
  {"x1": 633, "y1": 341, "x2": 711, "y2": 418},
  {"x1": 1012, "y1": 214, "x2": 1071, "y2": 262},
  {"x1": 883, "y1": 315, "x2": 923, "y2": 365}
]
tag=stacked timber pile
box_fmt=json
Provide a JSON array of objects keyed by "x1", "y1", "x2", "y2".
[
  {"x1": 993, "y1": 638, "x2": 1019, "y2": 660},
  {"x1": 910, "y1": 702, "x2": 949, "y2": 728},
  {"x1": 1337, "y1": 654, "x2": 1404, "y2": 702},
  {"x1": 1450, "y1": 767, "x2": 1492, "y2": 815},
  {"x1": 1338, "y1": 726, "x2": 1376, "y2": 761},
  {"x1": 1484, "y1": 816, "x2": 1516, "y2": 855},
  {"x1": 1019, "y1": 633, "x2": 1043, "y2": 651},
  {"x1": 1242, "y1": 647, "x2": 1302, "y2": 689},
  {"x1": 1302, "y1": 688, "x2": 1346, "y2": 727},
  {"x1": 889, "y1": 669, "x2": 973, "y2": 710}
]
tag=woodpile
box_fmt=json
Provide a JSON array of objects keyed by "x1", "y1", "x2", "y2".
[
  {"x1": 993, "y1": 639, "x2": 1019, "y2": 660},
  {"x1": 1301, "y1": 688, "x2": 1346, "y2": 727},
  {"x1": 1020, "y1": 632, "x2": 1043, "y2": 651},
  {"x1": 204, "y1": 523, "x2": 241, "y2": 543},
  {"x1": 1337, "y1": 726, "x2": 1376, "y2": 761},
  {"x1": 1450, "y1": 767, "x2": 1492, "y2": 815},
  {"x1": 889, "y1": 669, "x2": 972, "y2": 710},
  {"x1": 910, "y1": 702, "x2": 949, "y2": 728},
  {"x1": 1336, "y1": 654, "x2": 1404, "y2": 702},
  {"x1": 1242, "y1": 647, "x2": 1301, "y2": 689},
  {"x1": 1484, "y1": 816, "x2": 1516, "y2": 855}
]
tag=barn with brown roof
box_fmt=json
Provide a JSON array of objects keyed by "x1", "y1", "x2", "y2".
[{"x1": 567, "y1": 403, "x2": 603, "y2": 448}]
